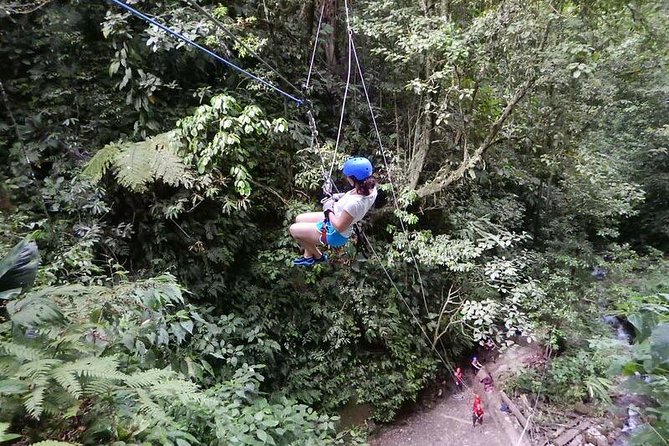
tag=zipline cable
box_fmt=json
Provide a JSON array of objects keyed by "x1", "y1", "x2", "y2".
[
  {"x1": 180, "y1": 0, "x2": 303, "y2": 96},
  {"x1": 106, "y1": 0, "x2": 304, "y2": 105},
  {"x1": 305, "y1": 0, "x2": 326, "y2": 91},
  {"x1": 515, "y1": 346, "x2": 552, "y2": 446},
  {"x1": 360, "y1": 232, "x2": 475, "y2": 393},
  {"x1": 304, "y1": 1, "x2": 332, "y2": 192}
]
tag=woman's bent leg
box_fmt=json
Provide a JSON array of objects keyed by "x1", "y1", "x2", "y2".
[
  {"x1": 296, "y1": 212, "x2": 325, "y2": 223},
  {"x1": 289, "y1": 222, "x2": 322, "y2": 259}
]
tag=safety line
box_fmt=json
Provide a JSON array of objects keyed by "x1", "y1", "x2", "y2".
[
  {"x1": 106, "y1": 0, "x2": 304, "y2": 105},
  {"x1": 304, "y1": 1, "x2": 331, "y2": 190},
  {"x1": 341, "y1": 0, "x2": 475, "y2": 394},
  {"x1": 328, "y1": 11, "x2": 354, "y2": 182},
  {"x1": 361, "y1": 232, "x2": 471, "y2": 391},
  {"x1": 180, "y1": 0, "x2": 303, "y2": 96},
  {"x1": 345, "y1": 2, "x2": 430, "y2": 314},
  {"x1": 305, "y1": 0, "x2": 326, "y2": 91},
  {"x1": 515, "y1": 347, "x2": 552, "y2": 445}
]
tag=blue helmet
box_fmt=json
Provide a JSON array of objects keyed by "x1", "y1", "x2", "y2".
[{"x1": 342, "y1": 157, "x2": 373, "y2": 181}]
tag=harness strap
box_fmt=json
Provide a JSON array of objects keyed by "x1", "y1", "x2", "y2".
[
  {"x1": 320, "y1": 211, "x2": 331, "y2": 245},
  {"x1": 352, "y1": 223, "x2": 369, "y2": 258}
]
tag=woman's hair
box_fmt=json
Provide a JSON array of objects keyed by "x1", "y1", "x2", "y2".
[{"x1": 351, "y1": 175, "x2": 377, "y2": 196}]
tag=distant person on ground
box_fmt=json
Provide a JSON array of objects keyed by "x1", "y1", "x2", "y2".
[
  {"x1": 484, "y1": 337, "x2": 498, "y2": 363},
  {"x1": 289, "y1": 157, "x2": 377, "y2": 266},
  {"x1": 480, "y1": 375, "x2": 494, "y2": 393},
  {"x1": 471, "y1": 356, "x2": 483, "y2": 375},
  {"x1": 454, "y1": 367, "x2": 464, "y2": 393},
  {"x1": 472, "y1": 394, "x2": 484, "y2": 426}
]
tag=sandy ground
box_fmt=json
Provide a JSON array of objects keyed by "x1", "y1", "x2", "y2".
[{"x1": 369, "y1": 345, "x2": 539, "y2": 446}]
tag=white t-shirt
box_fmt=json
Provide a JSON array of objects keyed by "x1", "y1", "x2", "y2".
[{"x1": 333, "y1": 187, "x2": 377, "y2": 237}]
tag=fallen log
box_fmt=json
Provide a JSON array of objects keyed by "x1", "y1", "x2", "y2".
[
  {"x1": 520, "y1": 394, "x2": 533, "y2": 414},
  {"x1": 553, "y1": 421, "x2": 591, "y2": 446},
  {"x1": 500, "y1": 391, "x2": 530, "y2": 429},
  {"x1": 551, "y1": 420, "x2": 581, "y2": 440}
]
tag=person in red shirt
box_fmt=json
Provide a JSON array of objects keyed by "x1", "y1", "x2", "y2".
[
  {"x1": 454, "y1": 367, "x2": 464, "y2": 393},
  {"x1": 472, "y1": 394, "x2": 484, "y2": 426}
]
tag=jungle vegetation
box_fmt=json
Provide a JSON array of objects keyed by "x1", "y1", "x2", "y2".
[{"x1": 1, "y1": 0, "x2": 668, "y2": 444}]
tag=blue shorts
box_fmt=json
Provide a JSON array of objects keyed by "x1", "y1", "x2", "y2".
[{"x1": 316, "y1": 221, "x2": 349, "y2": 248}]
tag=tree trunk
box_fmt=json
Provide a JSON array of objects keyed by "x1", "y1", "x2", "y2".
[{"x1": 323, "y1": 0, "x2": 339, "y2": 68}]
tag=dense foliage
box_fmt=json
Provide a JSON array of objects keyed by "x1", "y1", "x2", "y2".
[{"x1": 1, "y1": 0, "x2": 667, "y2": 444}]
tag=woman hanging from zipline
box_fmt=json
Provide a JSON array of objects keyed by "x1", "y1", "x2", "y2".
[{"x1": 289, "y1": 157, "x2": 377, "y2": 266}]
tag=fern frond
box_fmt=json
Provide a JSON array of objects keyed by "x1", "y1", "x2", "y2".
[
  {"x1": 134, "y1": 388, "x2": 173, "y2": 425},
  {"x1": 83, "y1": 379, "x2": 116, "y2": 395},
  {"x1": 16, "y1": 359, "x2": 61, "y2": 380},
  {"x1": 0, "y1": 356, "x2": 19, "y2": 377},
  {"x1": 32, "y1": 441, "x2": 79, "y2": 446},
  {"x1": 151, "y1": 131, "x2": 189, "y2": 187},
  {"x1": 83, "y1": 143, "x2": 121, "y2": 183},
  {"x1": 113, "y1": 132, "x2": 188, "y2": 192},
  {"x1": 42, "y1": 391, "x2": 78, "y2": 418},
  {"x1": 114, "y1": 141, "x2": 155, "y2": 192},
  {"x1": 148, "y1": 379, "x2": 199, "y2": 396},
  {"x1": 152, "y1": 148, "x2": 189, "y2": 187},
  {"x1": 51, "y1": 366, "x2": 83, "y2": 399},
  {"x1": 0, "y1": 378, "x2": 27, "y2": 395},
  {"x1": 176, "y1": 388, "x2": 219, "y2": 410},
  {"x1": 124, "y1": 368, "x2": 175, "y2": 388},
  {"x1": 62, "y1": 356, "x2": 126, "y2": 381},
  {"x1": 24, "y1": 384, "x2": 45, "y2": 419},
  {"x1": 1, "y1": 342, "x2": 46, "y2": 362}
]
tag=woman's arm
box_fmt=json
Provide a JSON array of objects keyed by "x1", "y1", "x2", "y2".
[{"x1": 329, "y1": 210, "x2": 354, "y2": 234}]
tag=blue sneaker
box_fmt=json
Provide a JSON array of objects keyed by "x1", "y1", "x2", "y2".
[
  {"x1": 292, "y1": 254, "x2": 328, "y2": 267},
  {"x1": 293, "y1": 256, "x2": 315, "y2": 266}
]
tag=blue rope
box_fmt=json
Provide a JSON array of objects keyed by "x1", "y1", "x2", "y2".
[{"x1": 107, "y1": 0, "x2": 304, "y2": 106}]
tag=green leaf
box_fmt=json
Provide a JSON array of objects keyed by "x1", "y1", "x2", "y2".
[
  {"x1": 0, "y1": 288, "x2": 22, "y2": 301},
  {"x1": 629, "y1": 311, "x2": 660, "y2": 343},
  {"x1": 0, "y1": 239, "x2": 40, "y2": 294},
  {"x1": 650, "y1": 323, "x2": 669, "y2": 367},
  {"x1": 6, "y1": 296, "x2": 64, "y2": 327},
  {"x1": 0, "y1": 422, "x2": 21, "y2": 442}
]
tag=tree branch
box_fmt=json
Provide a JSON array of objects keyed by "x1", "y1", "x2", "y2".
[{"x1": 415, "y1": 77, "x2": 536, "y2": 198}]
